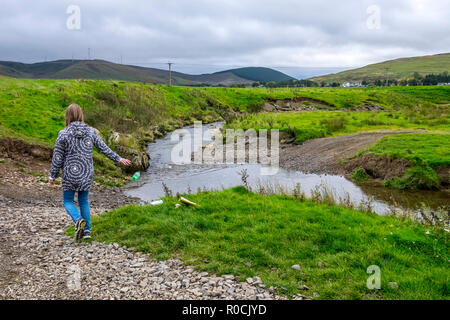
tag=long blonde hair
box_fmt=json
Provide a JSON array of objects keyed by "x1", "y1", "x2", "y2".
[{"x1": 65, "y1": 103, "x2": 84, "y2": 127}]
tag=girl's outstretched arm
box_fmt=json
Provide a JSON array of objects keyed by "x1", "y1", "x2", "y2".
[
  {"x1": 50, "y1": 132, "x2": 66, "y2": 180},
  {"x1": 92, "y1": 131, "x2": 122, "y2": 163}
]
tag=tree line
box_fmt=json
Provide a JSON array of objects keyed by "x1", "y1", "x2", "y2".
[
  {"x1": 184, "y1": 71, "x2": 450, "y2": 88},
  {"x1": 252, "y1": 71, "x2": 450, "y2": 87}
]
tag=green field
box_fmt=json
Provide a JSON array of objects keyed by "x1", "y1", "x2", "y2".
[
  {"x1": 310, "y1": 53, "x2": 450, "y2": 83},
  {"x1": 71, "y1": 187, "x2": 449, "y2": 300},
  {"x1": 2, "y1": 76, "x2": 449, "y2": 146},
  {"x1": 226, "y1": 110, "x2": 449, "y2": 143}
]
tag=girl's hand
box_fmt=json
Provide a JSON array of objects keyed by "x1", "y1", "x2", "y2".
[{"x1": 120, "y1": 158, "x2": 132, "y2": 166}]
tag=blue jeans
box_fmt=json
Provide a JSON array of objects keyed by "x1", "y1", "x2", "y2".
[{"x1": 63, "y1": 190, "x2": 91, "y2": 231}]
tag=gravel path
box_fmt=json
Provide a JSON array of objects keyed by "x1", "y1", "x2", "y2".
[{"x1": 0, "y1": 156, "x2": 297, "y2": 300}]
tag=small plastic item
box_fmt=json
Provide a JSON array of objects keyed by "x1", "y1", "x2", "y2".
[
  {"x1": 179, "y1": 196, "x2": 197, "y2": 206},
  {"x1": 150, "y1": 200, "x2": 164, "y2": 205},
  {"x1": 132, "y1": 171, "x2": 141, "y2": 181}
]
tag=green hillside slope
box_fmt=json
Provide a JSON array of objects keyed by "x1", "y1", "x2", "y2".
[
  {"x1": 310, "y1": 53, "x2": 450, "y2": 84},
  {"x1": 216, "y1": 67, "x2": 294, "y2": 82}
]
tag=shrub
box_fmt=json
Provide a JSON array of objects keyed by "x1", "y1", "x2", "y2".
[
  {"x1": 319, "y1": 116, "x2": 347, "y2": 133},
  {"x1": 351, "y1": 168, "x2": 369, "y2": 182},
  {"x1": 384, "y1": 165, "x2": 441, "y2": 190}
]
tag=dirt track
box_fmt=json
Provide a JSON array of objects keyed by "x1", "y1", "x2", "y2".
[{"x1": 279, "y1": 130, "x2": 418, "y2": 174}]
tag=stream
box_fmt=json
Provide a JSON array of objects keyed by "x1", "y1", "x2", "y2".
[{"x1": 124, "y1": 122, "x2": 449, "y2": 215}]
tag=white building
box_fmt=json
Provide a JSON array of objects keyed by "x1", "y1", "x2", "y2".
[{"x1": 342, "y1": 82, "x2": 364, "y2": 87}]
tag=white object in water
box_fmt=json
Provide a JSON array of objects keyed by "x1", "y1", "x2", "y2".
[{"x1": 150, "y1": 200, "x2": 164, "y2": 205}]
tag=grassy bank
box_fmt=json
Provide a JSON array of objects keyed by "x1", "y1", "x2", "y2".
[
  {"x1": 226, "y1": 110, "x2": 449, "y2": 143},
  {"x1": 74, "y1": 187, "x2": 449, "y2": 300},
  {"x1": 2, "y1": 78, "x2": 449, "y2": 147},
  {"x1": 352, "y1": 133, "x2": 450, "y2": 190},
  {"x1": 1, "y1": 77, "x2": 448, "y2": 185}
]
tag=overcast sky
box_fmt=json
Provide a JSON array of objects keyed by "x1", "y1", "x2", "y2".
[{"x1": 1, "y1": 0, "x2": 449, "y2": 78}]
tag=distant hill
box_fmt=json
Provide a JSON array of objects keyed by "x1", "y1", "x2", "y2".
[
  {"x1": 215, "y1": 67, "x2": 294, "y2": 82},
  {"x1": 309, "y1": 53, "x2": 450, "y2": 84},
  {"x1": 0, "y1": 59, "x2": 294, "y2": 86}
]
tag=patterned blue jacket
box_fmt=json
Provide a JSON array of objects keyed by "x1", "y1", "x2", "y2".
[{"x1": 50, "y1": 121, "x2": 122, "y2": 191}]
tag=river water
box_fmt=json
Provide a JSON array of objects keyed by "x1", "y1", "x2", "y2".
[{"x1": 124, "y1": 122, "x2": 449, "y2": 215}]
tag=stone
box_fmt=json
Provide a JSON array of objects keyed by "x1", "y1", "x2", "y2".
[
  {"x1": 298, "y1": 285, "x2": 310, "y2": 290},
  {"x1": 389, "y1": 282, "x2": 398, "y2": 289}
]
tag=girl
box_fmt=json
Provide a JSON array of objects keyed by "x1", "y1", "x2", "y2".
[{"x1": 49, "y1": 104, "x2": 131, "y2": 241}]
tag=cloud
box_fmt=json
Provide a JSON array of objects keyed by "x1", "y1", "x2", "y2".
[{"x1": 0, "y1": 0, "x2": 449, "y2": 74}]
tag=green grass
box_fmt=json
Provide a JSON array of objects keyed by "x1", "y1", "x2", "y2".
[
  {"x1": 360, "y1": 133, "x2": 450, "y2": 168},
  {"x1": 356, "y1": 133, "x2": 450, "y2": 190},
  {"x1": 73, "y1": 187, "x2": 449, "y2": 300},
  {"x1": 1, "y1": 77, "x2": 449, "y2": 146},
  {"x1": 226, "y1": 110, "x2": 449, "y2": 143},
  {"x1": 351, "y1": 168, "x2": 369, "y2": 182}
]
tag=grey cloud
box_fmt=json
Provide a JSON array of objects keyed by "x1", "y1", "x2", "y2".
[{"x1": 0, "y1": 0, "x2": 449, "y2": 74}]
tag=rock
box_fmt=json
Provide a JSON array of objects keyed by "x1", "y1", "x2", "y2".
[
  {"x1": 130, "y1": 263, "x2": 144, "y2": 268},
  {"x1": 291, "y1": 264, "x2": 301, "y2": 270},
  {"x1": 389, "y1": 282, "x2": 398, "y2": 289},
  {"x1": 253, "y1": 276, "x2": 262, "y2": 284},
  {"x1": 262, "y1": 103, "x2": 275, "y2": 112},
  {"x1": 298, "y1": 285, "x2": 309, "y2": 290},
  {"x1": 114, "y1": 144, "x2": 149, "y2": 173}
]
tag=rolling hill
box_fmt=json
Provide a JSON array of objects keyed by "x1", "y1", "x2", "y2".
[
  {"x1": 0, "y1": 60, "x2": 294, "y2": 86},
  {"x1": 309, "y1": 53, "x2": 450, "y2": 84}
]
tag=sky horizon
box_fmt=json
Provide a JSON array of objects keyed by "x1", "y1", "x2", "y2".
[{"x1": 1, "y1": 0, "x2": 449, "y2": 79}]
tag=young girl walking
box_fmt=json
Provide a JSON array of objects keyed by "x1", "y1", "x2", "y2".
[{"x1": 49, "y1": 104, "x2": 131, "y2": 241}]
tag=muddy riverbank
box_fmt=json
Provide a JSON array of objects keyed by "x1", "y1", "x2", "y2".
[{"x1": 278, "y1": 130, "x2": 418, "y2": 175}]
